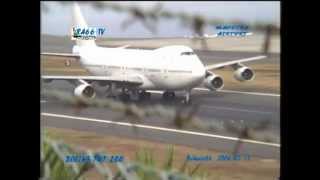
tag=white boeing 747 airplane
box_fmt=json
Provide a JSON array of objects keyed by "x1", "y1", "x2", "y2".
[{"x1": 41, "y1": 3, "x2": 266, "y2": 103}]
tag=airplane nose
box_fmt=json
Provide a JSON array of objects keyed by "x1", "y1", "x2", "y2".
[
  {"x1": 193, "y1": 57, "x2": 206, "y2": 78},
  {"x1": 193, "y1": 64, "x2": 206, "y2": 80}
]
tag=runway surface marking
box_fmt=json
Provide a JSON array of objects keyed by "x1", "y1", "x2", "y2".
[
  {"x1": 194, "y1": 88, "x2": 280, "y2": 97},
  {"x1": 41, "y1": 100, "x2": 47, "y2": 103},
  {"x1": 41, "y1": 112, "x2": 280, "y2": 148},
  {"x1": 219, "y1": 89, "x2": 280, "y2": 97},
  {"x1": 148, "y1": 88, "x2": 280, "y2": 97},
  {"x1": 200, "y1": 105, "x2": 273, "y2": 114}
]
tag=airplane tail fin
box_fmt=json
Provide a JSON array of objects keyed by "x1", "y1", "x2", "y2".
[{"x1": 72, "y1": 3, "x2": 96, "y2": 47}]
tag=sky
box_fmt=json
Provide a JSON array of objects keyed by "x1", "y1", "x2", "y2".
[{"x1": 41, "y1": 1, "x2": 280, "y2": 38}]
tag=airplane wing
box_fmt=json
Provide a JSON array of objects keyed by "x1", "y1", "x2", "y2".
[
  {"x1": 205, "y1": 55, "x2": 267, "y2": 70},
  {"x1": 41, "y1": 75, "x2": 143, "y2": 86},
  {"x1": 41, "y1": 52, "x2": 80, "y2": 59}
]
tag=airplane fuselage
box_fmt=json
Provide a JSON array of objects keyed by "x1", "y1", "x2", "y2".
[{"x1": 75, "y1": 45, "x2": 206, "y2": 91}]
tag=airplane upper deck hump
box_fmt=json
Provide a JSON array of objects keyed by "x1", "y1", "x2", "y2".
[
  {"x1": 153, "y1": 45, "x2": 193, "y2": 54},
  {"x1": 72, "y1": 2, "x2": 96, "y2": 47}
]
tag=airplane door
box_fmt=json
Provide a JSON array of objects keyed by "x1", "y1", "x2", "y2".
[{"x1": 121, "y1": 66, "x2": 127, "y2": 79}]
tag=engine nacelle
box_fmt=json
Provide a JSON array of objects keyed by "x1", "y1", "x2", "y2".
[
  {"x1": 233, "y1": 66, "x2": 255, "y2": 81},
  {"x1": 74, "y1": 84, "x2": 96, "y2": 99},
  {"x1": 204, "y1": 73, "x2": 224, "y2": 91}
]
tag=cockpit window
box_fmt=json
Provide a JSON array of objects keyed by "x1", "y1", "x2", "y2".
[{"x1": 181, "y1": 52, "x2": 195, "y2": 56}]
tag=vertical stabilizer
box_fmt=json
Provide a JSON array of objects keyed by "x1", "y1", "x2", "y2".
[{"x1": 72, "y1": 3, "x2": 96, "y2": 47}]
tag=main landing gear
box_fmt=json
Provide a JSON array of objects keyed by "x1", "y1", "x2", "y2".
[
  {"x1": 119, "y1": 88, "x2": 130, "y2": 102},
  {"x1": 106, "y1": 85, "x2": 191, "y2": 104},
  {"x1": 138, "y1": 90, "x2": 151, "y2": 101},
  {"x1": 162, "y1": 90, "x2": 192, "y2": 104},
  {"x1": 106, "y1": 83, "x2": 152, "y2": 102},
  {"x1": 120, "y1": 90, "x2": 151, "y2": 102},
  {"x1": 162, "y1": 91, "x2": 175, "y2": 101}
]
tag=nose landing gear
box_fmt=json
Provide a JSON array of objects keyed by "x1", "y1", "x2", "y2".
[{"x1": 182, "y1": 90, "x2": 192, "y2": 104}]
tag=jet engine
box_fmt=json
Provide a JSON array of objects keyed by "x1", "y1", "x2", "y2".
[
  {"x1": 233, "y1": 66, "x2": 255, "y2": 81},
  {"x1": 74, "y1": 84, "x2": 96, "y2": 99},
  {"x1": 204, "y1": 72, "x2": 224, "y2": 91}
]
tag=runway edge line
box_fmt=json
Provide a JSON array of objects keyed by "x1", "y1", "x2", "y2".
[{"x1": 41, "y1": 112, "x2": 280, "y2": 148}]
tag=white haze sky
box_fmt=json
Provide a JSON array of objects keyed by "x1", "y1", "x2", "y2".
[{"x1": 41, "y1": 1, "x2": 280, "y2": 38}]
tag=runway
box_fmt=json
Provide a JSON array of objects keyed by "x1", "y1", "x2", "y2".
[
  {"x1": 41, "y1": 81, "x2": 280, "y2": 159},
  {"x1": 41, "y1": 36, "x2": 280, "y2": 159}
]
